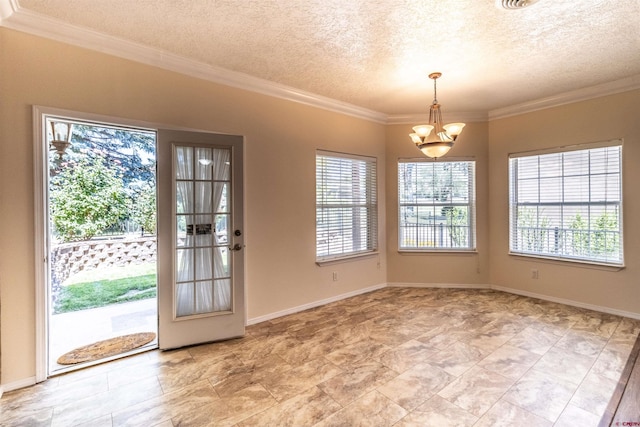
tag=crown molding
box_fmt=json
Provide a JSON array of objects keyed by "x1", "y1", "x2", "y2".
[
  {"x1": 0, "y1": 0, "x2": 17, "y2": 20},
  {"x1": 387, "y1": 111, "x2": 488, "y2": 125},
  {"x1": 488, "y1": 74, "x2": 640, "y2": 120},
  {"x1": 0, "y1": 1, "x2": 388, "y2": 124}
]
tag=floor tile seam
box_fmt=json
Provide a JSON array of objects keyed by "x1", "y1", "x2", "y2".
[
  {"x1": 432, "y1": 390, "x2": 479, "y2": 422},
  {"x1": 470, "y1": 396, "x2": 544, "y2": 426},
  {"x1": 459, "y1": 363, "x2": 517, "y2": 408},
  {"x1": 50, "y1": 409, "x2": 109, "y2": 427},
  {"x1": 568, "y1": 369, "x2": 620, "y2": 421},
  {"x1": 120, "y1": 380, "x2": 226, "y2": 426},
  {"x1": 549, "y1": 340, "x2": 605, "y2": 365},
  {"x1": 227, "y1": 394, "x2": 281, "y2": 427},
  {"x1": 0, "y1": 406, "x2": 54, "y2": 426},
  {"x1": 495, "y1": 341, "x2": 559, "y2": 416}
]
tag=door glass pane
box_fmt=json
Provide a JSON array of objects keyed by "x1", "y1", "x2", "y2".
[
  {"x1": 177, "y1": 215, "x2": 193, "y2": 247},
  {"x1": 176, "y1": 147, "x2": 193, "y2": 179},
  {"x1": 176, "y1": 282, "x2": 194, "y2": 317},
  {"x1": 215, "y1": 214, "x2": 229, "y2": 245},
  {"x1": 214, "y1": 279, "x2": 232, "y2": 311},
  {"x1": 176, "y1": 249, "x2": 194, "y2": 282},
  {"x1": 214, "y1": 182, "x2": 228, "y2": 212},
  {"x1": 175, "y1": 145, "x2": 233, "y2": 318},
  {"x1": 195, "y1": 281, "x2": 213, "y2": 313},
  {"x1": 195, "y1": 182, "x2": 212, "y2": 213},
  {"x1": 194, "y1": 214, "x2": 213, "y2": 247},
  {"x1": 213, "y1": 148, "x2": 230, "y2": 180},
  {"x1": 214, "y1": 246, "x2": 230, "y2": 278},
  {"x1": 195, "y1": 247, "x2": 212, "y2": 280},
  {"x1": 195, "y1": 147, "x2": 213, "y2": 180},
  {"x1": 176, "y1": 182, "x2": 192, "y2": 214}
]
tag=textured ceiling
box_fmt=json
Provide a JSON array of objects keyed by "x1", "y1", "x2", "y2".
[{"x1": 12, "y1": 0, "x2": 640, "y2": 116}]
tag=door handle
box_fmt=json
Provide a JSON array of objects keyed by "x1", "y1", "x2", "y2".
[{"x1": 229, "y1": 243, "x2": 243, "y2": 251}]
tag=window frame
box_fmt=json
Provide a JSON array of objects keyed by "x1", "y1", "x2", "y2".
[
  {"x1": 508, "y1": 140, "x2": 624, "y2": 267},
  {"x1": 315, "y1": 150, "x2": 378, "y2": 263},
  {"x1": 397, "y1": 158, "x2": 476, "y2": 252}
]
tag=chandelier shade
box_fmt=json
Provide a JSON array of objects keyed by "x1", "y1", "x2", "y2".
[{"x1": 409, "y1": 72, "x2": 465, "y2": 159}]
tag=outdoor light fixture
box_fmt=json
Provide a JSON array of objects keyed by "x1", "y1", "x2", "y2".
[
  {"x1": 49, "y1": 120, "x2": 73, "y2": 159},
  {"x1": 409, "y1": 72, "x2": 465, "y2": 159}
]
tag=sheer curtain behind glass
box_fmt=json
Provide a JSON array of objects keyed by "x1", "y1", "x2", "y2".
[{"x1": 175, "y1": 146, "x2": 232, "y2": 318}]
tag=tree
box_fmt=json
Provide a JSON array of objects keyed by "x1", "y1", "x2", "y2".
[
  {"x1": 570, "y1": 213, "x2": 589, "y2": 256},
  {"x1": 50, "y1": 157, "x2": 128, "y2": 242},
  {"x1": 593, "y1": 211, "x2": 619, "y2": 256},
  {"x1": 65, "y1": 125, "x2": 156, "y2": 186},
  {"x1": 517, "y1": 207, "x2": 550, "y2": 252},
  {"x1": 127, "y1": 180, "x2": 157, "y2": 234},
  {"x1": 442, "y1": 206, "x2": 468, "y2": 247}
]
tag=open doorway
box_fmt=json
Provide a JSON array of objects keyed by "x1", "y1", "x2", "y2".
[{"x1": 45, "y1": 116, "x2": 158, "y2": 375}]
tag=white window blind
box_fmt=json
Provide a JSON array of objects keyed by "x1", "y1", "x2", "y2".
[
  {"x1": 316, "y1": 151, "x2": 377, "y2": 261},
  {"x1": 398, "y1": 160, "x2": 476, "y2": 250},
  {"x1": 509, "y1": 143, "x2": 623, "y2": 265}
]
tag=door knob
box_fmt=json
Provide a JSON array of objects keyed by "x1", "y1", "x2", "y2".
[{"x1": 229, "y1": 243, "x2": 242, "y2": 251}]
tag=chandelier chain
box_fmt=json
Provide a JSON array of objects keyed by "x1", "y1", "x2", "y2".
[{"x1": 432, "y1": 78, "x2": 438, "y2": 105}]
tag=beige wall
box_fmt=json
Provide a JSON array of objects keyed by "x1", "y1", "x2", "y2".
[
  {"x1": 488, "y1": 90, "x2": 640, "y2": 314},
  {"x1": 0, "y1": 29, "x2": 386, "y2": 385},
  {"x1": 385, "y1": 122, "x2": 490, "y2": 285}
]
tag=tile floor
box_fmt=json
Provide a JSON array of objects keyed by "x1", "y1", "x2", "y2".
[{"x1": 2, "y1": 287, "x2": 639, "y2": 426}]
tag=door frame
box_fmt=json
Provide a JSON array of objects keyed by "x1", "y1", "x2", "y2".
[{"x1": 32, "y1": 106, "x2": 246, "y2": 381}]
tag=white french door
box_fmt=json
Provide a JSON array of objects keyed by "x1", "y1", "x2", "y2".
[{"x1": 157, "y1": 130, "x2": 245, "y2": 349}]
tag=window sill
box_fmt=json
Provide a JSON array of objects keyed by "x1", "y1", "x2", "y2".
[
  {"x1": 509, "y1": 252, "x2": 625, "y2": 271},
  {"x1": 398, "y1": 249, "x2": 478, "y2": 255},
  {"x1": 316, "y1": 251, "x2": 379, "y2": 266}
]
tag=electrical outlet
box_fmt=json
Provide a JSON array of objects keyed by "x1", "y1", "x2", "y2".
[
  {"x1": 332, "y1": 271, "x2": 338, "y2": 281},
  {"x1": 531, "y1": 269, "x2": 539, "y2": 279}
]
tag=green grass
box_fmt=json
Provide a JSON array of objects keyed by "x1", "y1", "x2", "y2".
[{"x1": 55, "y1": 264, "x2": 157, "y2": 314}]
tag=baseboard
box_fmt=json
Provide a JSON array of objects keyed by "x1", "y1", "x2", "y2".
[
  {"x1": 490, "y1": 284, "x2": 640, "y2": 320},
  {"x1": 1, "y1": 376, "x2": 37, "y2": 394},
  {"x1": 387, "y1": 282, "x2": 491, "y2": 290},
  {"x1": 246, "y1": 283, "x2": 387, "y2": 325}
]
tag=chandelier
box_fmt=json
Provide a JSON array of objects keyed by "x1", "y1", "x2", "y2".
[{"x1": 409, "y1": 72, "x2": 465, "y2": 159}]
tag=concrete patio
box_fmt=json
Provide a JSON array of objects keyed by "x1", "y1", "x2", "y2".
[{"x1": 49, "y1": 297, "x2": 158, "y2": 374}]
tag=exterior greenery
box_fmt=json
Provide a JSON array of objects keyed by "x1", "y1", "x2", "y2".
[
  {"x1": 398, "y1": 161, "x2": 474, "y2": 249},
  {"x1": 515, "y1": 207, "x2": 620, "y2": 260},
  {"x1": 54, "y1": 272, "x2": 157, "y2": 314},
  {"x1": 50, "y1": 157, "x2": 128, "y2": 242},
  {"x1": 49, "y1": 123, "x2": 156, "y2": 241}
]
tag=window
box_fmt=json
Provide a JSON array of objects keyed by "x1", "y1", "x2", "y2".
[
  {"x1": 316, "y1": 151, "x2": 377, "y2": 261},
  {"x1": 398, "y1": 159, "x2": 476, "y2": 250},
  {"x1": 509, "y1": 142, "x2": 623, "y2": 266}
]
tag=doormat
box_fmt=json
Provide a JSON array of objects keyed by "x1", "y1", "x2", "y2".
[{"x1": 57, "y1": 332, "x2": 156, "y2": 365}]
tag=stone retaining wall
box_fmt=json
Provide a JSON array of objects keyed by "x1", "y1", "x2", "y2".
[{"x1": 51, "y1": 236, "x2": 157, "y2": 300}]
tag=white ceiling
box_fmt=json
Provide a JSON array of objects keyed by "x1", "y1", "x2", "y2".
[{"x1": 3, "y1": 0, "x2": 640, "y2": 120}]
